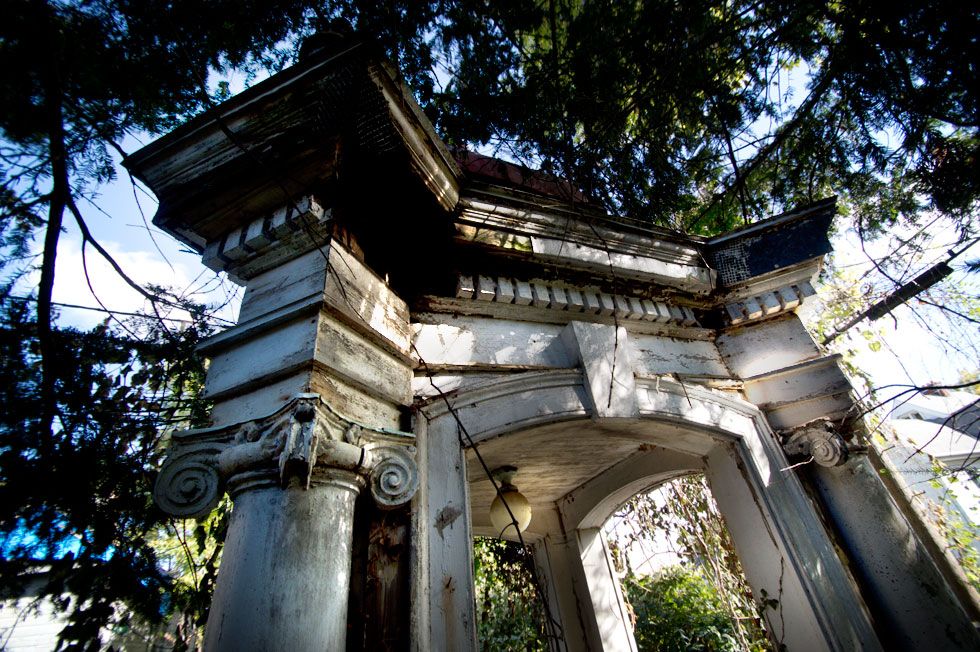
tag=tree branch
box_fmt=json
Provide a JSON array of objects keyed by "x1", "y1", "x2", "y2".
[
  {"x1": 689, "y1": 63, "x2": 837, "y2": 229},
  {"x1": 38, "y1": 17, "x2": 68, "y2": 438}
]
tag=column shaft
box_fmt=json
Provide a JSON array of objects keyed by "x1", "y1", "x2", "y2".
[
  {"x1": 534, "y1": 536, "x2": 593, "y2": 652},
  {"x1": 576, "y1": 528, "x2": 638, "y2": 652},
  {"x1": 203, "y1": 471, "x2": 363, "y2": 652},
  {"x1": 536, "y1": 531, "x2": 637, "y2": 652},
  {"x1": 807, "y1": 453, "x2": 980, "y2": 650}
]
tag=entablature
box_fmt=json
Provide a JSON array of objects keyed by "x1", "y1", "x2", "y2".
[
  {"x1": 125, "y1": 34, "x2": 837, "y2": 338},
  {"x1": 455, "y1": 192, "x2": 715, "y2": 295}
]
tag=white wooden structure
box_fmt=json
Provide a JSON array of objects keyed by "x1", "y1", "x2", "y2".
[{"x1": 126, "y1": 34, "x2": 980, "y2": 652}]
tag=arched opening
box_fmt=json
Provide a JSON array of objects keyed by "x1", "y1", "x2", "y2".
[
  {"x1": 415, "y1": 370, "x2": 877, "y2": 651},
  {"x1": 464, "y1": 421, "x2": 702, "y2": 652},
  {"x1": 464, "y1": 424, "x2": 750, "y2": 652},
  {"x1": 604, "y1": 474, "x2": 770, "y2": 651},
  {"x1": 471, "y1": 470, "x2": 771, "y2": 651}
]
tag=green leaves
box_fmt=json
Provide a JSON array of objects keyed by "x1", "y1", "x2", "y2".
[
  {"x1": 0, "y1": 293, "x2": 214, "y2": 649},
  {"x1": 1, "y1": 2, "x2": 976, "y2": 647},
  {"x1": 473, "y1": 537, "x2": 548, "y2": 651},
  {"x1": 626, "y1": 567, "x2": 750, "y2": 652},
  {"x1": 610, "y1": 475, "x2": 771, "y2": 651}
]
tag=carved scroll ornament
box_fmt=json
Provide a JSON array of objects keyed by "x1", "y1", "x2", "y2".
[
  {"x1": 154, "y1": 394, "x2": 419, "y2": 518},
  {"x1": 782, "y1": 421, "x2": 848, "y2": 467}
]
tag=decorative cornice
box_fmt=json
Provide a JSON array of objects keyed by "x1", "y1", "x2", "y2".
[
  {"x1": 154, "y1": 394, "x2": 418, "y2": 517},
  {"x1": 373, "y1": 62, "x2": 461, "y2": 211},
  {"x1": 781, "y1": 420, "x2": 848, "y2": 467},
  {"x1": 455, "y1": 198, "x2": 716, "y2": 295},
  {"x1": 457, "y1": 196, "x2": 704, "y2": 266},
  {"x1": 454, "y1": 274, "x2": 698, "y2": 327},
  {"x1": 723, "y1": 281, "x2": 816, "y2": 325},
  {"x1": 200, "y1": 195, "x2": 330, "y2": 282}
]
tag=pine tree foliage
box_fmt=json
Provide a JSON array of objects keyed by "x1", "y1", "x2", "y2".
[{"x1": 0, "y1": 292, "x2": 217, "y2": 649}]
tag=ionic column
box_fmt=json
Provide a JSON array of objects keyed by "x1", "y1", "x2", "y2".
[
  {"x1": 154, "y1": 394, "x2": 418, "y2": 652},
  {"x1": 800, "y1": 442, "x2": 980, "y2": 650}
]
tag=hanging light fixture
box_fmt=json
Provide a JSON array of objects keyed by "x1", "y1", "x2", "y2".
[{"x1": 489, "y1": 466, "x2": 532, "y2": 537}]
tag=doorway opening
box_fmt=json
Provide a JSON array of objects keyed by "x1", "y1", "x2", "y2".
[
  {"x1": 606, "y1": 474, "x2": 771, "y2": 652},
  {"x1": 471, "y1": 474, "x2": 772, "y2": 652}
]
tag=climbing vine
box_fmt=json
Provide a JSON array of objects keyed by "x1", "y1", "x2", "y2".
[{"x1": 607, "y1": 474, "x2": 772, "y2": 651}]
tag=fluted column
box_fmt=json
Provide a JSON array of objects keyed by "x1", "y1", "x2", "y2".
[{"x1": 154, "y1": 394, "x2": 419, "y2": 652}]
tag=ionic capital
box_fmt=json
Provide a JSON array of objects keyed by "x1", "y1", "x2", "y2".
[
  {"x1": 153, "y1": 394, "x2": 418, "y2": 518},
  {"x1": 782, "y1": 421, "x2": 849, "y2": 467}
]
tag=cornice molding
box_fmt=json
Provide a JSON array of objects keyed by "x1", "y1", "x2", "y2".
[{"x1": 454, "y1": 274, "x2": 698, "y2": 326}]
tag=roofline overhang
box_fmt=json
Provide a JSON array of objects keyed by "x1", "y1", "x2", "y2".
[{"x1": 124, "y1": 43, "x2": 461, "y2": 251}]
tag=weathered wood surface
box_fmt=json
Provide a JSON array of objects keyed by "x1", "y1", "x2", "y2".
[
  {"x1": 412, "y1": 317, "x2": 571, "y2": 369},
  {"x1": 126, "y1": 52, "x2": 460, "y2": 248},
  {"x1": 239, "y1": 249, "x2": 330, "y2": 323},
  {"x1": 413, "y1": 300, "x2": 713, "y2": 339},
  {"x1": 348, "y1": 501, "x2": 411, "y2": 652},
  {"x1": 560, "y1": 322, "x2": 637, "y2": 419},
  {"x1": 204, "y1": 310, "x2": 411, "y2": 407},
  {"x1": 314, "y1": 314, "x2": 413, "y2": 406},
  {"x1": 704, "y1": 444, "x2": 832, "y2": 652},
  {"x1": 311, "y1": 371, "x2": 405, "y2": 431},
  {"x1": 210, "y1": 373, "x2": 313, "y2": 426},
  {"x1": 716, "y1": 313, "x2": 821, "y2": 378},
  {"x1": 743, "y1": 355, "x2": 854, "y2": 429},
  {"x1": 412, "y1": 415, "x2": 477, "y2": 651},
  {"x1": 629, "y1": 333, "x2": 729, "y2": 377},
  {"x1": 240, "y1": 243, "x2": 412, "y2": 356},
  {"x1": 576, "y1": 528, "x2": 638, "y2": 652},
  {"x1": 452, "y1": 274, "x2": 700, "y2": 325},
  {"x1": 558, "y1": 448, "x2": 701, "y2": 531},
  {"x1": 715, "y1": 314, "x2": 858, "y2": 430},
  {"x1": 209, "y1": 367, "x2": 406, "y2": 430},
  {"x1": 464, "y1": 422, "x2": 645, "y2": 532},
  {"x1": 205, "y1": 315, "x2": 319, "y2": 400},
  {"x1": 533, "y1": 535, "x2": 594, "y2": 652},
  {"x1": 455, "y1": 195, "x2": 711, "y2": 287},
  {"x1": 124, "y1": 37, "x2": 933, "y2": 652},
  {"x1": 374, "y1": 61, "x2": 460, "y2": 211},
  {"x1": 419, "y1": 362, "x2": 879, "y2": 651}
]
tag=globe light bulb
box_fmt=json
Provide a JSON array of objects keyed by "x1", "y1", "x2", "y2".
[{"x1": 489, "y1": 466, "x2": 532, "y2": 536}]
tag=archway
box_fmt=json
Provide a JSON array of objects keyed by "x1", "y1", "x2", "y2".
[
  {"x1": 600, "y1": 472, "x2": 769, "y2": 651},
  {"x1": 470, "y1": 467, "x2": 769, "y2": 651},
  {"x1": 415, "y1": 369, "x2": 879, "y2": 652}
]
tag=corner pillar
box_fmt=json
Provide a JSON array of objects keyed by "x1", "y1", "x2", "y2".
[
  {"x1": 533, "y1": 535, "x2": 590, "y2": 652},
  {"x1": 534, "y1": 529, "x2": 637, "y2": 652},
  {"x1": 804, "y1": 448, "x2": 980, "y2": 650},
  {"x1": 411, "y1": 414, "x2": 477, "y2": 651}
]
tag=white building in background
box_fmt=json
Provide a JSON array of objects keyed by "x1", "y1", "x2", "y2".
[
  {"x1": 0, "y1": 583, "x2": 69, "y2": 652},
  {"x1": 891, "y1": 387, "x2": 980, "y2": 437},
  {"x1": 883, "y1": 388, "x2": 980, "y2": 530},
  {"x1": 0, "y1": 570, "x2": 183, "y2": 652}
]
